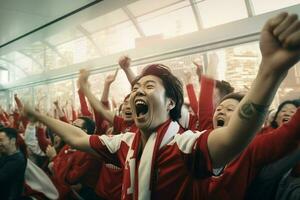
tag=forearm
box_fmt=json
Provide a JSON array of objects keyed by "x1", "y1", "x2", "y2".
[
  {"x1": 78, "y1": 89, "x2": 93, "y2": 117},
  {"x1": 83, "y1": 87, "x2": 114, "y2": 123},
  {"x1": 33, "y1": 112, "x2": 90, "y2": 151},
  {"x1": 186, "y1": 84, "x2": 198, "y2": 115},
  {"x1": 124, "y1": 68, "x2": 136, "y2": 85},
  {"x1": 101, "y1": 83, "x2": 111, "y2": 103},
  {"x1": 209, "y1": 65, "x2": 286, "y2": 167}
]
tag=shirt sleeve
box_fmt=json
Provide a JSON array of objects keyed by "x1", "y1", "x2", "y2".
[
  {"x1": 65, "y1": 152, "x2": 101, "y2": 185},
  {"x1": 113, "y1": 115, "x2": 124, "y2": 134},
  {"x1": 36, "y1": 127, "x2": 51, "y2": 153},
  {"x1": 249, "y1": 108, "x2": 300, "y2": 167},
  {"x1": 78, "y1": 89, "x2": 93, "y2": 118},
  {"x1": 198, "y1": 76, "x2": 214, "y2": 131},
  {"x1": 180, "y1": 130, "x2": 213, "y2": 178},
  {"x1": 89, "y1": 135, "x2": 123, "y2": 166},
  {"x1": 186, "y1": 84, "x2": 199, "y2": 115}
]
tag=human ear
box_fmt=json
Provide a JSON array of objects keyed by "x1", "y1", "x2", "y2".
[{"x1": 167, "y1": 99, "x2": 175, "y2": 112}]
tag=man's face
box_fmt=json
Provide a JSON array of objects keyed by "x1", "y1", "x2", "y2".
[
  {"x1": 130, "y1": 75, "x2": 171, "y2": 131},
  {"x1": 213, "y1": 98, "x2": 239, "y2": 129},
  {"x1": 275, "y1": 104, "x2": 297, "y2": 127},
  {"x1": 0, "y1": 132, "x2": 14, "y2": 154},
  {"x1": 121, "y1": 97, "x2": 133, "y2": 122}
]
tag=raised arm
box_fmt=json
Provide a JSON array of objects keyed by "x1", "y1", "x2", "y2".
[
  {"x1": 53, "y1": 100, "x2": 69, "y2": 123},
  {"x1": 78, "y1": 69, "x2": 114, "y2": 124},
  {"x1": 119, "y1": 56, "x2": 136, "y2": 85},
  {"x1": 23, "y1": 106, "x2": 93, "y2": 154},
  {"x1": 208, "y1": 13, "x2": 300, "y2": 168},
  {"x1": 101, "y1": 69, "x2": 118, "y2": 104},
  {"x1": 183, "y1": 70, "x2": 199, "y2": 115}
]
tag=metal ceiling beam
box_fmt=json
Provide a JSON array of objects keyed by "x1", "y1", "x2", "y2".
[
  {"x1": 122, "y1": 7, "x2": 146, "y2": 37},
  {"x1": 76, "y1": 25, "x2": 104, "y2": 56},
  {"x1": 244, "y1": 0, "x2": 255, "y2": 17},
  {"x1": 42, "y1": 40, "x2": 67, "y2": 62},
  {"x1": 17, "y1": 50, "x2": 44, "y2": 69},
  {"x1": 0, "y1": 58, "x2": 28, "y2": 75},
  {"x1": 189, "y1": 0, "x2": 204, "y2": 30}
]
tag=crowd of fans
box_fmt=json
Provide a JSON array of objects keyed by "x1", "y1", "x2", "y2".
[{"x1": 1, "y1": 12, "x2": 300, "y2": 200}]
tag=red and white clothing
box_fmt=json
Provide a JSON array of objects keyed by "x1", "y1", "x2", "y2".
[
  {"x1": 208, "y1": 108, "x2": 300, "y2": 200},
  {"x1": 90, "y1": 120, "x2": 213, "y2": 200},
  {"x1": 113, "y1": 115, "x2": 138, "y2": 133}
]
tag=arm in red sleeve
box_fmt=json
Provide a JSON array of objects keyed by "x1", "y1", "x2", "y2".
[
  {"x1": 78, "y1": 89, "x2": 93, "y2": 118},
  {"x1": 249, "y1": 108, "x2": 300, "y2": 167},
  {"x1": 93, "y1": 100, "x2": 111, "y2": 135},
  {"x1": 36, "y1": 127, "x2": 51, "y2": 153},
  {"x1": 186, "y1": 84, "x2": 198, "y2": 115},
  {"x1": 65, "y1": 153, "x2": 101, "y2": 187},
  {"x1": 113, "y1": 115, "x2": 124, "y2": 134},
  {"x1": 198, "y1": 75, "x2": 215, "y2": 131}
]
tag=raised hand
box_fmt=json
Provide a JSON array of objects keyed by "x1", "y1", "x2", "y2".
[
  {"x1": 46, "y1": 145, "x2": 57, "y2": 160},
  {"x1": 119, "y1": 56, "x2": 131, "y2": 70},
  {"x1": 193, "y1": 60, "x2": 203, "y2": 81},
  {"x1": 105, "y1": 69, "x2": 119, "y2": 85},
  {"x1": 183, "y1": 70, "x2": 192, "y2": 84},
  {"x1": 53, "y1": 100, "x2": 59, "y2": 107},
  {"x1": 260, "y1": 12, "x2": 300, "y2": 76},
  {"x1": 78, "y1": 69, "x2": 90, "y2": 90}
]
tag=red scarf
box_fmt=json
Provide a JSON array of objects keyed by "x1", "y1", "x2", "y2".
[{"x1": 122, "y1": 120, "x2": 180, "y2": 200}]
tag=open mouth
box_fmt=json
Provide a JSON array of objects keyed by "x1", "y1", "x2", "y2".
[
  {"x1": 217, "y1": 119, "x2": 225, "y2": 127},
  {"x1": 135, "y1": 99, "x2": 149, "y2": 118},
  {"x1": 282, "y1": 118, "x2": 290, "y2": 123},
  {"x1": 124, "y1": 111, "x2": 132, "y2": 117}
]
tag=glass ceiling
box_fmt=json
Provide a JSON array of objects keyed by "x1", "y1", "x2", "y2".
[{"x1": 0, "y1": 0, "x2": 299, "y2": 84}]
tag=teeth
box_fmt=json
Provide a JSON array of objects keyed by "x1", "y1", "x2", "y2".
[{"x1": 135, "y1": 100, "x2": 146, "y2": 106}]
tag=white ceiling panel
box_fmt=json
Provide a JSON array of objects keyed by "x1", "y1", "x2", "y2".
[{"x1": 0, "y1": 0, "x2": 96, "y2": 46}]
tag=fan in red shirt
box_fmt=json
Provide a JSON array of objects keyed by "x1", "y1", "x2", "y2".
[
  {"x1": 207, "y1": 93, "x2": 300, "y2": 200},
  {"x1": 23, "y1": 12, "x2": 300, "y2": 200}
]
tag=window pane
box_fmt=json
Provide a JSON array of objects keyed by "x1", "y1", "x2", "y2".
[
  {"x1": 3, "y1": 52, "x2": 43, "y2": 76},
  {"x1": 13, "y1": 88, "x2": 33, "y2": 106},
  {"x1": 81, "y1": 9, "x2": 129, "y2": 33},
  {"x1": 127, "y1": 0, "x2": 181, "y2": 17},
  {"x1": 91, "y1": 21, "x2": 139, "y2": 56},
  {"x1": 55, "y1": 37, "x2": 99, "y2": 66},
  {"x1": 0, "y1": 92, "x2": 8, "y2": 112},
  {"x1": 0, "y1": 69, "x2": 9, "y2": 84},
  {"x1": 49, "y1": 80, "x2": 74, "y2": 119},
  {"x1": 196, "y1": 0, "x2": 248, "y2": 28},
  {"x1": 251, "y1": 0, "x2": 300, "y2": 15},
  {"x1": 34, "y1": 85, "x2": 49, "y2": 114},
  {"x1": 137, "y1": 1, "x2": 198, "y2": 38}
]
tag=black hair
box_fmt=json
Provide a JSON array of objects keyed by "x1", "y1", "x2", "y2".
[
  {"x1": 134, "y1": 64, "x2": 183, "y2": 121},
  {"x1": 220, "y1": 92, "x2": 245, "y2": 104},
  {"x1": 270, "y1": 99, "x2": 300, "y2": 128},
  {"x1": 78, "y1": 116, "x2": 96, "y2": 135},
  {"x1": 0, "y1": 127, "x2": 18, "y2": 140},
  {"x1": 215, "y1": 80, "x2": 234, "y2": 99}
]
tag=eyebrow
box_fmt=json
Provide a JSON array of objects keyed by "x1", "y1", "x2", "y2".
[
  {"x1": 144, "y1": 80, "x2": 156, "y2": 85},
  {"x1": 134, "y1": 80, "x2": 156, "y2": 87}
]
